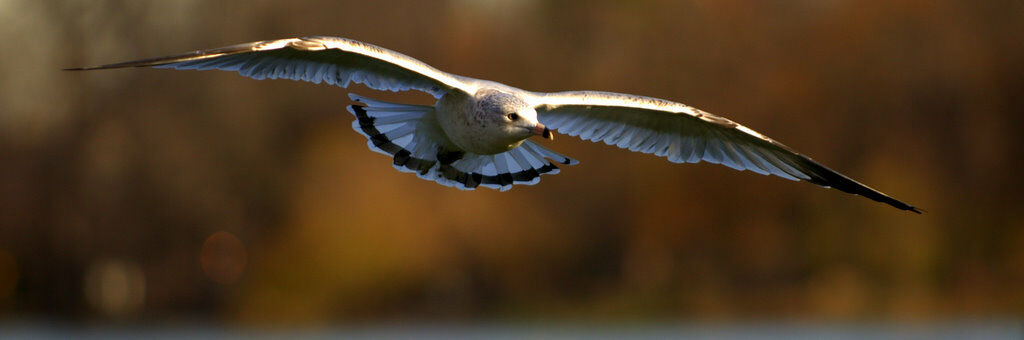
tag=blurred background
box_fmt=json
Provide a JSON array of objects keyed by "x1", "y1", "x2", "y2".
[{"x1": 2, "y1": 0, "x2": 1023, "y2": 333}]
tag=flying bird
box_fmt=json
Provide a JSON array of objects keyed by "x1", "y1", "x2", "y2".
[{"x1": 66, "y1": 36, "x2": 920, "y2": 213}]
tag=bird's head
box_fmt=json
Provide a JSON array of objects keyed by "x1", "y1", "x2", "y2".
[{"x1": 477, "y1": 90, "x2": 552, "y2": 146}]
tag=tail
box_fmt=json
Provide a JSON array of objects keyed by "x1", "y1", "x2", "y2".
[
  {"x1": 347, "y1": 93, "x2": 440, "y2": 175},
  {"x1": 346, "y1": 93, "x2": 577, "y2": 191}
]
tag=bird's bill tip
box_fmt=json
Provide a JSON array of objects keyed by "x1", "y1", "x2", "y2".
[{"x1": 532, "y1": 123, "x2": 554, "y2": 140}]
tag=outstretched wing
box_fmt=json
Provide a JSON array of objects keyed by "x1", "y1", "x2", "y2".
[
  {"x1": 65, "y1": 36, "x2": 468, "y2": 98},
  {"x1": 531, "y1": 90, "x2": 920, "y2": 213}
]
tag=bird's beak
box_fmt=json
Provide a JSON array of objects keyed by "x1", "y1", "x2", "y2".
[{"x1": 532, "y1": 123, "x2": 554, "y2": 140}]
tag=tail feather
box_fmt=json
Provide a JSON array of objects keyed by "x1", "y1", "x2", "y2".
[
  {"x1": 347, "y1": 94, "x2": 437, "y2": 174},
  {"x1": 347, "y1": 93, "x2": 578, "y2": 191}
]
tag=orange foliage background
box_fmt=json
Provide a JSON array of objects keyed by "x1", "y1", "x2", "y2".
[{"x1": 1, "y1": 0, "x2": 1022, "y2": 323}]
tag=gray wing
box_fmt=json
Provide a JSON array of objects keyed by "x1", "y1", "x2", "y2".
[
  {"x1": 66, "y1": 36, "x2": 468, "y2": 98},
  {"x1": 532, "y1": 90, "x2": 921, "y2": 213}
]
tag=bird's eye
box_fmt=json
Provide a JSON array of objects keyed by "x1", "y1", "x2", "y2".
[{"x1": 506, "y1": 113, "x2": 519, "y2": 121}]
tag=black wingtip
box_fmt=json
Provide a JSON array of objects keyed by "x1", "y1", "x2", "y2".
[
  {"x1": 64, "y1": 64, "x2": 126, "y2": 71},
  {"x1": 792, "y1": 153, "x2": 923, "y2": 214},
  {"x1": 62, "y1": 60, "x2": 165, "y2": 71},
  {"x1": 62, "y1": 66, "x2": 126, "y2": 71},
  {"x1": 883, "y1": 194, "x2": 923, "y2": 214},
  {"x1": 62, "y1": 63, "x2": 144, "y2": 71}
]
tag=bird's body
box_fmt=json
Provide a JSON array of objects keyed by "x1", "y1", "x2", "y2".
[
  {"x1": 436, "y1": 89, "x2": 535, "y2": 155},
  {"x1": 67, "y1": 36, "x2": 921, "y2": 213}
]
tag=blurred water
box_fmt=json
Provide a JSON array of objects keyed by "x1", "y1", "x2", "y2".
[{"x1": 1, "y1": 322, "x2": 1021, "y2": 339}]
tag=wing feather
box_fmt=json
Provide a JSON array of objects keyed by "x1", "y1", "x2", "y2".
[
  {"x1": 66, "y1": 36, "x2": 468, "y2": 98},
  {"x1": 533, "y1": 90, "x2": 920, "y2": 213}
]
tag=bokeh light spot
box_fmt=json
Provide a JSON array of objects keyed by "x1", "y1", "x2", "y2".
[
  {"x1": 83, "y1": 259, "x2": 146, "y2": 317},
  {"x1": 201, "y1": 231, "x2": 247, "y2": 284},
  {"x1": 0, "y1": 250, "x2": 17, "y2": 300}
]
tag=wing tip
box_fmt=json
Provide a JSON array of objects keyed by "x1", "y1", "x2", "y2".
[
  {"x1": 62, "y1": 64, "x2": 142, "y2": 71},
  {"x1": 809, "y1": 176, "x2": 924, "y2": 214},
  {"x1": 904, "y1": 204, "x2": 924, "y2": 214},
  {"x1": 60, "y1": 42, "x2": 256, "y2": 72},
  {"x1": 62, "y1": 59, "x2": 176, "y2": 71}
]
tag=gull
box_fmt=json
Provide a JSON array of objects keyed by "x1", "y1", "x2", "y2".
[{"x1": 66, "y1": 36, "x2": 920, "y2": 213}]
